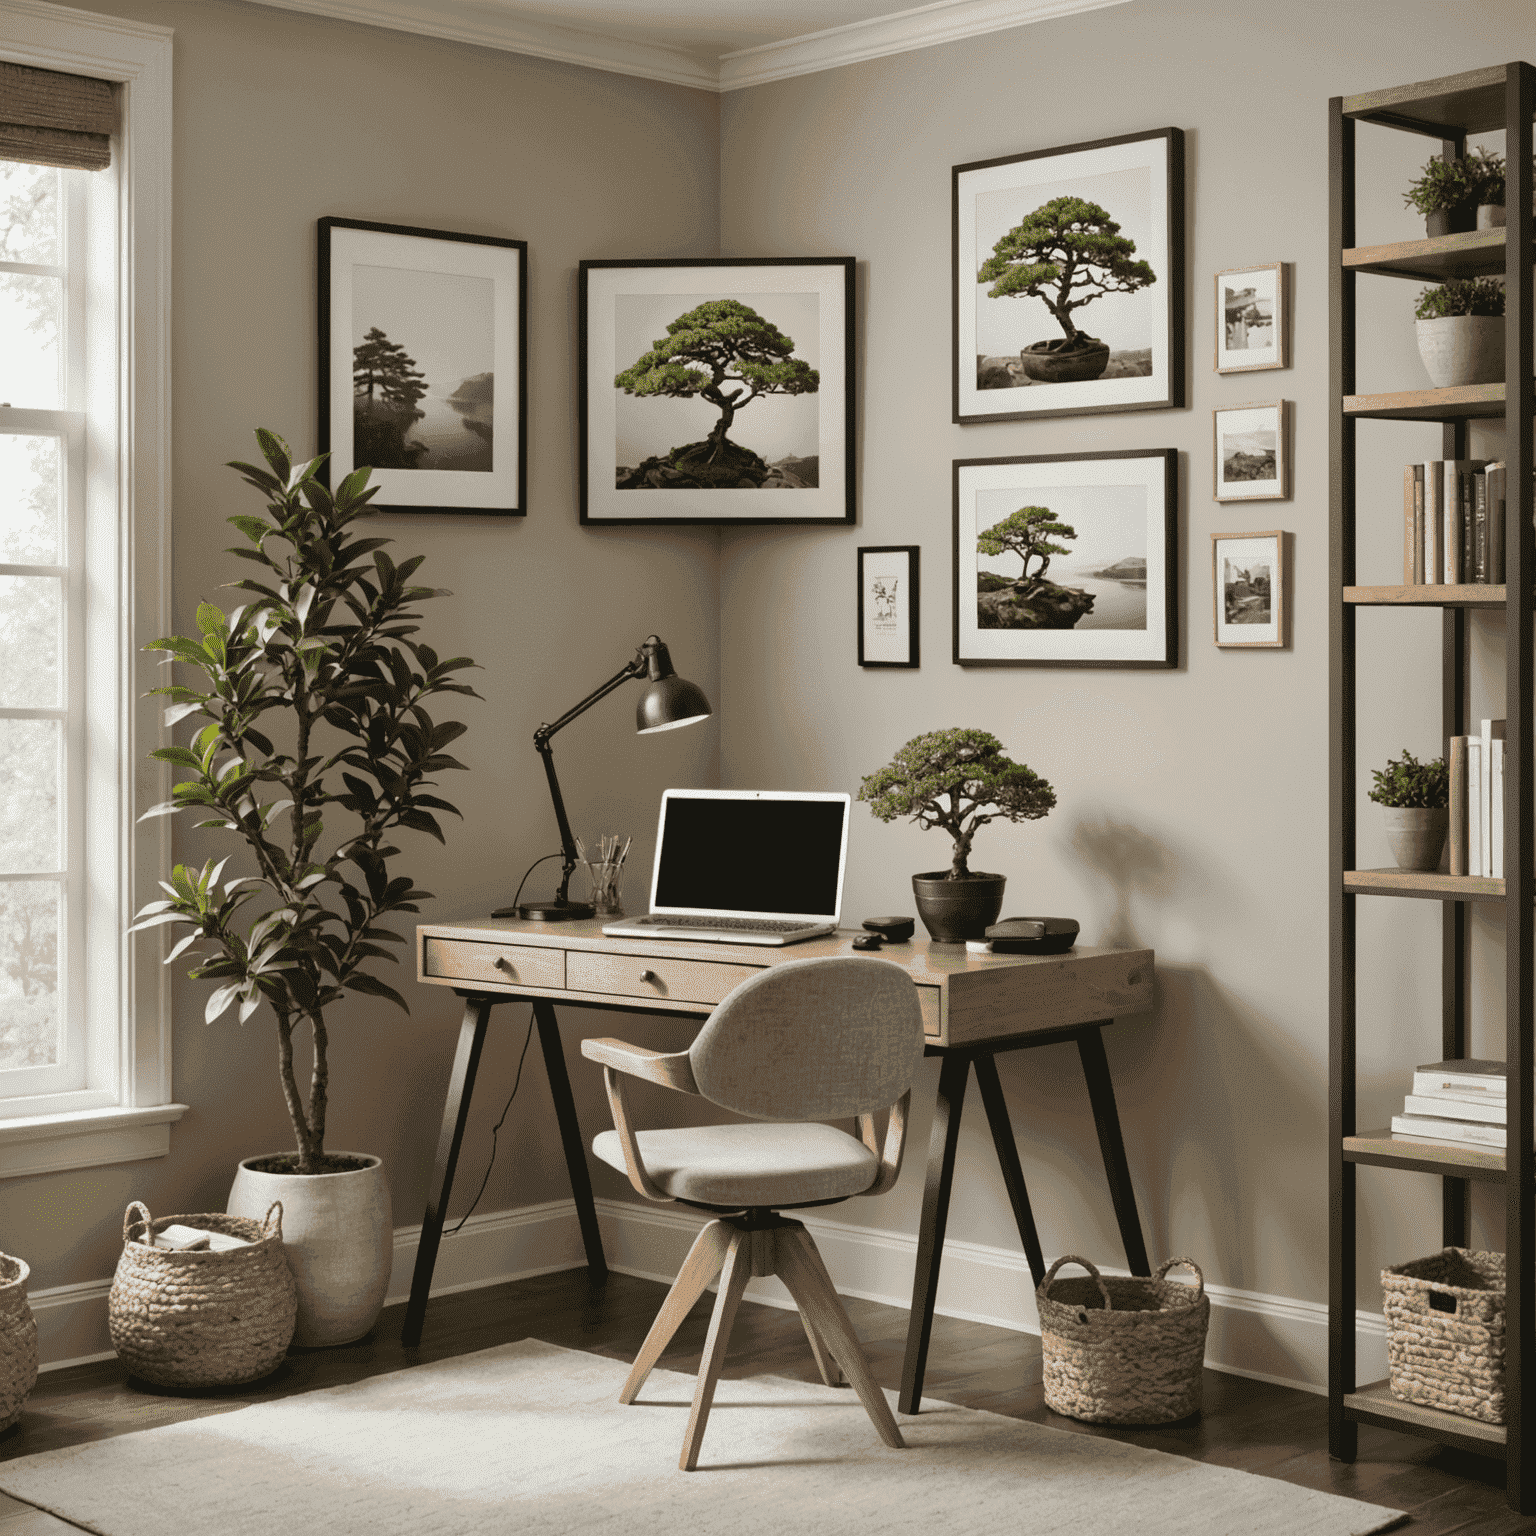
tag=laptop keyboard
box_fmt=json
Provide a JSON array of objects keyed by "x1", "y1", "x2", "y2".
[{"x1": 631, "y1": 915, "x2": 812, "y2": 934}]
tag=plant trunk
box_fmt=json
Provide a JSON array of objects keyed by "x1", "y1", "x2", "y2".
[
  {"x1": 949, "y1": 833, "x2": 973, "y2": 879},
  {"x1": 277, "y1": 1012, "x2": 325, "y2": 1174},
  {"x1": 705, "y1": 405, "x2": 735, "y2": 463}
]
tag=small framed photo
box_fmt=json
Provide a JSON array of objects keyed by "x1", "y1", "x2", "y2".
[
  {"x1": 1214, "y1": 400, "x2": 1289, "y2": 501},
  {"x1": 319, "y1": 217, "x2": 526, "y2": 515},
  {"x1": 1213, "y1": 531, "x2": 1287, "y2": 648},
  {"x1": 1215, "y1": 262, "x2": 1287, "y2": 373},
  {"x1": 858, "y1": 546, "x2": 920, "y2": 668},
  {"x1": 953, "y1": 450, "x2": 1178, "y2": 669},
  {"x1": 579, "y1": 257, "x2": 855, "y2": 525},
  {"x1": 954, "y1": 127, "x2": 1185, "y2": 424}
]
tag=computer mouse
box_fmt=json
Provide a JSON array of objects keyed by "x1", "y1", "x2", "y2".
[
  {"x1": 851, "y1": 933, "x2": 883, "y2": 951},
  {"x1": 862, "y1": 916, "x2": 915, "y2": 943}
]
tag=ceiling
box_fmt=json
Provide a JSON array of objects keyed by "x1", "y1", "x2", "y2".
[{"x1": 243, "y1": 0, "x2": 1130, "y2": 91}]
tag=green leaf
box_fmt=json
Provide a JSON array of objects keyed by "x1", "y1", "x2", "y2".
[
  {"x1": 163, "y1": 700, "x2": 207, "y2": 728},
  {"x1": 398, "y1": 809, "x2": 444, "y2": 842},
  {"x1": 227, "y1": 514, "x2": 270, "y2": 544},
  {"x1": 150, "y1": 746, "x2": 203, "y2": 768},
  {"x1": 255, "y1": 428, "x2": 292, "y2": 484},
  {"x1": 342, "y1": 972, "x2": 409, "y2": 1012},
  {"x1": 205, "y1": 982, "x2": 242, "y2": 1024},
  {"x1": 196, "y1": 602, "x2": 226, "y2": 637},
  {"x1": 226, "y1": 459, "x2": 283, "y2": 493}
]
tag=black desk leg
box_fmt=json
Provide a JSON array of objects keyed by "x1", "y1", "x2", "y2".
[
  {"x1": 972, "y1": 1052, "x2": 1046, "y2": 1287},
  {"x1": 1077, "y1": 1025, "x2": 1151, "y2": 1277},
  {"x1": 533, "y1": 1000, "x2": 608, "y2": 1284},
  {"x1": 403, "y1": 995, "x2": 493, "y2": 1347},
  {"x1": 899, "y1": 1050, "x2": 972, "y2": 1414}
]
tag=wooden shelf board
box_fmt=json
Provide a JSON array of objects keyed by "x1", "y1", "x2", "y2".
[
  {"x1": 1343, "y1": 66, "x2": 1512, "y2": 135},
  {"x1": 1344, "y1": 383, "x2": 1507, "y2": 421},
  {"x1": 1344, "y1": 1379, "x2": 1507, "y2": 1453},
  {"x1": 1344, "y1": 584, "x2": 1507, "y2": 608},
  {"x1": 1344, "y1": 868, "x2": 1505, "y2": 901},
  {"x1": 1344, "y1": 1128, "x2": 1506, "y2": 1181},
  {"x1": 1344, "y1": 229, "x2": 1510, "y2": 281}
]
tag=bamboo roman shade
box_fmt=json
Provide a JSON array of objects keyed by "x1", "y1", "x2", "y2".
[{"x1": 0, "y1": 60, "x2": 114, "y2": 171}]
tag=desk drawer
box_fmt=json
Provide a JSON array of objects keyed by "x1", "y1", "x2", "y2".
[
  {"x1": 566, "y1": 949, "x2": 759, "y2": 1006},
  {"x1": 423, "y1": 938, "x2": 565, "y2": 990}
]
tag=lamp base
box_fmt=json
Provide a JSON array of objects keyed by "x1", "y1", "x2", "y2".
[{"x1": 495, "y1": 900, "x2": 597, "y2": 922}]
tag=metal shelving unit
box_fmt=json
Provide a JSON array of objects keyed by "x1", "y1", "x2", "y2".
[{"x1": 1330, "y1": 63, "x2": 1536, "y2": 1513}]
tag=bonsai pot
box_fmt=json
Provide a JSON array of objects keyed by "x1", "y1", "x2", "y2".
[
  {"x1": 1382, "y1": 807, "x2": 1448, "y2": 873},
  {"x1": 1478, "y1": 203, "x2": 1507, "y2": 230},
  {"x1": 912, "y1": 872, "x2": 1006, "y2": 944},
  {"x1": 1425, "y1": 206, "x2": 1477, "y2": 238},
  {"x1": 1415, "y1": 314, "x2": 1504, "y2": 388},
  {"x1": 228, "y1": 1152, "x2": 391, "y2": 1346},
  {"x1": 1018, "y1": 334, "x2": 1111, "y2": 384}
]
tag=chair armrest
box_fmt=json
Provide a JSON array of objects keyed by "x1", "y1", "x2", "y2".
[
  {"x1": 581, "y1": 1037, "x2": 699, "y2": 1095},
  {"x1": 857, "y1": 1089, "x2": 912, "y2": 1198},
  {"x1": 600, "y1": 1067, "x2": 671, "y2": 1203}
]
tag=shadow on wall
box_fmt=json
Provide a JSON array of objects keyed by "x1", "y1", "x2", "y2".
[{"x1": 1069, "y1": 813, "x2": 1179, "y2": 950}]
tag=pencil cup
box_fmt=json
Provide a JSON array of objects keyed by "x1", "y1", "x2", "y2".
[{"x1": 578, "y1": 835, "x2": 629, "y2": 916}]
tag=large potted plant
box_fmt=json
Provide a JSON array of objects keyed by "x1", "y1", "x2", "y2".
[
  {"x1": 857, "y1": 728, "x2": 1055, "y2": 943},
  {"x1": 1414, "y1": 276, "x2": 1504, "y2": 389},
  {"x1": 1369, "y1": 749, "x2": 1449, "y2": 873},
  {"x1": 130, "y1": 430, "x2": 477, "y2": 1345}
]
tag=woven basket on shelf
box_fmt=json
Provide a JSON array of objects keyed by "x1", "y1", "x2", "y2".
[
  {"x1": 1037, "y1": 1255, "x2": 1210, "y2": 1425},
  {"x1": 0, "y1": 1252, "x2": 38, "y2": 1432},
  {"x1": 1383, "y1": 1246, "x2": 1505, "y2": 1425},
  {"x1": 108, "y1": 1201, "x2": 298, "y2": 1388}
]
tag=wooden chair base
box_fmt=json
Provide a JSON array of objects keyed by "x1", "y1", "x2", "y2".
[{"x1": 620, "y1": 1213, "x2": 905, "y2": 1471}]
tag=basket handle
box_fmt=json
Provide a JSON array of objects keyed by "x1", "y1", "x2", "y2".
[
  {"x1": 1155, "y1": 1256, "x2": 1205, "y2": 1301},
  {"x1": 262, "y1": 1201, "x2": 284, "y2": 1240},
  {"x1": 123, "y1": 1200, "x2": 154, "y2": 1246},
  {"x1": 1041, "y1": 1254, "x2": 1113, "y2": 1312}
]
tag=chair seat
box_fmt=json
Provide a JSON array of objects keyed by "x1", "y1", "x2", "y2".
[{"x1": 592, "y1": 1121, "x2": 879, "y2": 1206}]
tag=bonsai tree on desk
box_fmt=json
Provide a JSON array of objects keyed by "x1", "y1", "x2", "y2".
[{"x1": 858, "y1": 728, "x2": 1055, "y2": 943}]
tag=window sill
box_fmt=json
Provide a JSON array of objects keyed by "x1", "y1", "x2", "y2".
[{"x1": 0, "y1": 1104, "x2": 189, "y2": 1179}]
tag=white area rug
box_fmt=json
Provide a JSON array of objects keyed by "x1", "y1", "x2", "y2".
[{"x1": 0, "y1": 1339, "x2": 1405, "y2": 1536}]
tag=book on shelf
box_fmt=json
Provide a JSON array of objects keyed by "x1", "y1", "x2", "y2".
[
  {"x1": 1404, "y1": 464, "x2": 1423, "y2": 585},
  {"x1": 1412, "y1": 1058, "x2": 1507, "y2": 1096},
  {"x1": 1391, "y1": 1113, "x2": 1505, "y2": 1148},
  {"x1": 1401, "y1": 1092, "x2": 1505, "y2": 1125},
  {"x1": 1482, "y1": 718, "x2": 1505, "y2": 880},
  {"x1": 1467, "y1": 734, "x2": 1483, "y2": 877},
  {"x1": 1403, "y1": 460, "x2": 1493, "y2": 585},
  {"x1": 1449, "y1": 735, "x2": 1468, "y2": 876},
  {"x1": 1488, "y1": 461, "x2": 1506, "y2": 585}
]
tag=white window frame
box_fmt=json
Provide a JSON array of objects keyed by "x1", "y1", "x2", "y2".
[{"x1": 0, "y1": 0, "x2": 181, "y2": 1177}]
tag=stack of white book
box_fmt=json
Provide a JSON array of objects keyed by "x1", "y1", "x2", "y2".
[
  {"x1": 1392, "y1": 1058, "x2": 1507, "y2": 1147},
  {"x1": 1449, "y1": 718, "x2": 1505, "y2": 878}
]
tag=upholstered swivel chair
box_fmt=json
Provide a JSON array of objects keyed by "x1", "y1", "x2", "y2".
[{"x1": 580, "y1": 955, "x2": 924, "y2": 1471}]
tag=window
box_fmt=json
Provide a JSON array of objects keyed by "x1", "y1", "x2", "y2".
[{"x1": 0, "y1": 4, "x2": 178, "y2": 1176}]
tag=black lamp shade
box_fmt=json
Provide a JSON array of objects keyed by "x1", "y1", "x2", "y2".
[{"x1": 637, "y1": 673, "x2": 712, "y2": 734}]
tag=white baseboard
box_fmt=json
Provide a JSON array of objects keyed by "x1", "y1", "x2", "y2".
[{"x1": 32, "y1": 1198, "x2": 1387, "y2": 1395}]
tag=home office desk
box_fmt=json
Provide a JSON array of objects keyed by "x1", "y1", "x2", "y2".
[{"x1": 407, "y1": 915, "x2": 1155, "y2": 1411}]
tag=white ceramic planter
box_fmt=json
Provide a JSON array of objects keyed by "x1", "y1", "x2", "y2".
[
  {"x1": 228, "y1": 1153, "x2": 391, "y2": 1347},
  {"x1": 1382, "y1": 806, "x2": 1448, "y2": 873},
  {"x1": 1478, "y1": 203, "x2": 1507, "y2": 229},
  {"x1": 1415, "y1": 314, "x2": 1504, "y2": 389}
]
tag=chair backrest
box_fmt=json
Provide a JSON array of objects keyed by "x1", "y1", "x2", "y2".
[{"x1": 687, "y1": 956, "x2": 923, "y2": 1122}]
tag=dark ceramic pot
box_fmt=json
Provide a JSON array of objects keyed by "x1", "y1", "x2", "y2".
[
  {"x1": 911, "y1": 872, "x2": 1006, "y2": 944},
  {"x1": 1018, "y1": 334, "x2": 1111, "y2": 384},
  {"x1": 1425, "y1": 206, "x2": 1477, "y2": 238}
]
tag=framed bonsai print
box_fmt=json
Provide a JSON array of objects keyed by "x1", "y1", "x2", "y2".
[
  {"x1": 580, "y1": 257, "x2": 855, "y2": 525},
  {"x1": 319, "y1": 217, "x2": 526, "y2": 515},
  {"x1": 953, "y1": 450, "x2": 1178, "y2": 669},
  {"x1": 1215, "y1": 262, "x2": 1287, "y2": 373},
  {"x1": 1213, "y1": 531, "x2": 1287, "y2": 648},
  {"x1": 858, "y1": 546, "x2": 919, "y2": 668},
  {"x1": 1213, "y1": 399, "x2": 1289, "y2": 501},
  {"x1": 953, "y1": 127, "x2": 1185, "y2": 424}
]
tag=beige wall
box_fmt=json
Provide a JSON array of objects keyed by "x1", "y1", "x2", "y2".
[{"x1": 4, "y1": 0, "x2": 721, "y2": 1291}]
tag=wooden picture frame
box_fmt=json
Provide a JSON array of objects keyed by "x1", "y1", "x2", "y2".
[
  {"x1": 953, "y1": 450, "x2": 1178, "y2": 669},
  {"x1": 858, "y1": 546, "x2": 919, "y2": 668},
  {"x1": 318, "y1": 216, "x2": 526, "y2": 516},
  {"x1": 1215, "y1": 262, "x2": 1288, "y2": 373},
  {"x1": 579, "y1": 257, "x2": 855, "y2": 525},
  {"x1": 953, "y1": 127, "x2": 1185, "y2": 425},
  {"x1": 1214, "y1": 399, "x2": 1290, "y2": 501},
  {"x1": 1213, "y1": 530, "x2": 1288, "y2": 648}
]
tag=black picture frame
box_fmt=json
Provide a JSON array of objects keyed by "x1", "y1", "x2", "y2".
[
  {"x1": 579, "y1": 257, "x2": 856, "y2": 525},
  {"x1": 953, "y1": 449, "x2": 1179, "y2": 669},
  {"x1": 953, "y1": 127, "x2": 1185, "y2": 425},
  {"x1": 858, "y1": 546, "x2": 920, "y2": 668},
  {"x1": 318, "y1": 216, "x2": 527, "y2": 516}
]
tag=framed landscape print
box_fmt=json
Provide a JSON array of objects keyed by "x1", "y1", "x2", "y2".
[
  {"x1": 1213, "y1": 400, "x2": 1290, "y2": 501},
  {"x1": 319, "y1": 217, "x2": 526, "y2": 515},
  {"x1": 580, "y1": 257, "x2": 855, "y2": 525},
  {"x1": 953, "y1": 450, "x2": 1178, "y2": 669},
  {"x1": 1215, "y1": 262, "x2": 1287, "y2": 373},
  {"x1": 858, "y1": 546, "x2": 920, "y2": 668},
  {"x1": 1213, "y1": 531, "x2": 1287, "y2": 648},
  {"x1": 953, "y1": 127, "x2": 1184, "y2": 425}
]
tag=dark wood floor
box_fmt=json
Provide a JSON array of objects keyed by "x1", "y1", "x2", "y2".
[{"x1": 2, "y1": 1269, "x2": 1534, "y2": 1533}]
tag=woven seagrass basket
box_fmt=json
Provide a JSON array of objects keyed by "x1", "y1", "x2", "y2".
[
  {"x1": 108, "y1": 1201, "x2": 298, "y2": 1388},
  {"x1": 1037, "y1": 1255, "x2": 1209, "y2": 1424},
  {"x1": 1383, "y1": 1246, "x2": 1505, "y2": 1425},
  {"x1": 0, "y1": 1252, "x2": 38, "y2": 1432}
]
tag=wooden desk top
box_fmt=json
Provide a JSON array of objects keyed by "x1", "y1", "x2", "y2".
[{"x1": 416, "y1": 915, "x2": 1153, "y2": 1048}]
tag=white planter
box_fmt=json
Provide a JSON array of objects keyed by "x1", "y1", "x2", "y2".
[
  {"x1": 1382, "y1": 806, "x2": 1448, "y2": 873},
  {"x1": 1477, "y1": 203, "x2": 1506, "y2": 229},
  {"x1": 228, "y1": 1152, "x2": 391, "y2": 1346},
  {"x1": 1415, "y1": 314, "x2": 1504, "y2": 389}
]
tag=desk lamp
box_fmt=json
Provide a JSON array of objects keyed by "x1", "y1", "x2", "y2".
[{"x1": 497, "y1": 634, "x2": 712, "y2": 922}]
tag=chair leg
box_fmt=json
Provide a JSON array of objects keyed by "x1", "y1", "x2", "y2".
[
  {"x1": 798, "y1": 1309, "x2": 845, "y2": 1388},
  {"x1": 680, "y1": 1227, "x2": 753, "y2": 1471},
  {"x1": 774, "y1": 1225, "x2": 904, "y2": 1450},
  {"x1": 621, "y1": 1218, "x2": 734, "y2": 1404}
]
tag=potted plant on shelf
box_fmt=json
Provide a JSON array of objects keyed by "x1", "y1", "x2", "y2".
[
  {"x1": 857, "y1": 728, "x2": 1055, "y2": 943},
  {"x1": 130, "y1": 430, "x2": 478, "y2": 1345},
  {"x1": 1414, "y1": 275, "x2": 1505, "y2": 389},
  {"x1": 1402, "y1": 153, "x2": 1479, "y2": 237},
  {"x1": 1468, "y1": 145, "x2": 1507, "y2": 228},
  {"x1": 1369, "y1": 750, "x2": 1449, "y2": 873}
]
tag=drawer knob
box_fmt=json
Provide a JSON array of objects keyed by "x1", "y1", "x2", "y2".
[
  {"x1": 639, "y1": 969, "x2": 657, "y2": 984},
  {"x1": 493, "y1": 956, "x2": 516, "y2": 977}
]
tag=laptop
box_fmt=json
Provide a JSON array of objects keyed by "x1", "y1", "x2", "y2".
[{"x1": 601, "y1": 788, "x2": 849, "y2": 947}]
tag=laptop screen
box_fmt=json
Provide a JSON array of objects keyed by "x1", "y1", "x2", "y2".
[{"x1": 650, "y1": 790, "x2": 849, "y2": 922}]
